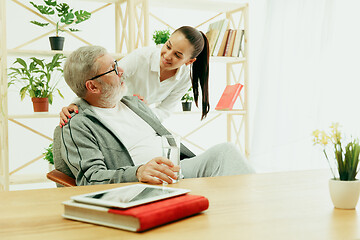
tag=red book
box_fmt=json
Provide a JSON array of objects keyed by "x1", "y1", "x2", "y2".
[
  {"x1": 63, "y1": 194, "x2": 209, "y2": 232},
  {"x1": 215, "y1": 83, "x2": 243, "y2": 110}
]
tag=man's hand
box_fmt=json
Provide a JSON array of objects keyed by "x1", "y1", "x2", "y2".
[
  {"x1": 136, "y1": 157, "x2": 180, "y2": 184},
  {"x1": 59, "y1": 104, "x2": 79, "y2": 127}
]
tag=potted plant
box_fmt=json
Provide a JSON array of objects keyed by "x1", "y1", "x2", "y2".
[
  {"x1": 152, "y1": 29, "x2": 171, "y2": 45},
  {"x1": 30, "y1": 0, "x2": 91, "y2": 50},
  {"x1": 8, "y1": 53, "x2": 65, "y2": 112},
  {"x1": 312, "y1": 123, "x2": 360, "y2": 209},
  {"x1": 181, "y1": 87, "x2": 194, "y2": 111},
  {"x1": 43, "y1": 143, "x2": 54, "y2": 170}
]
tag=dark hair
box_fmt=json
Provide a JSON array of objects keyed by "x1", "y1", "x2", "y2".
[{"x1": 174, "y1": 26, "x2": 210, "y2": 120}]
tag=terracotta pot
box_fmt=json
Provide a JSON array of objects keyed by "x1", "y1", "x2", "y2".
[
  {"x1": 31, "y1": 97, "x2": 49, "y2": 112},
  {"x1": 329, "y1": 179, "x2": 360, "y2": 209},
  {"x1": 182, "y1": 102, "x2": 192, "y2": 111},
  {"x1": 49, "y1": 36, "x2": 65, "y2": 51}
]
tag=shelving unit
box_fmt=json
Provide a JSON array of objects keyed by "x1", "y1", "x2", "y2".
[
  {"x1": 0, "y1": 0, "x2": 150, "y2": 191},
  {"x1": 0, "y1": 0, "x2": 249, "y2": 191},
  {"x1": 151, "y1": 0, "x2": 249, "y2": 156}
]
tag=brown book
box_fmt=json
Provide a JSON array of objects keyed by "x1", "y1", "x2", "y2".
[
  {"x1": 226, "y1": 30, "x2": 237, "y2": 57},
  {"x1": 217, "y1": 29, "x2": 230, "y2": 56},
  {"x1": 223, "y1": 29, "x2": 234, "y2": 57}
]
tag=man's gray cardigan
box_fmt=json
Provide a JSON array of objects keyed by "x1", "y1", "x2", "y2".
[{"x1": 56, "y1": 96, "x2": 195, "y2": 186}]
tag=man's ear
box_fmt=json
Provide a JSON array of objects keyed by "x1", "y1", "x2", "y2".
[
  {"x1": 85, "y1": 80, "x2": 101, "y2": 93},
  {"x1": 185, "y1": 58, "x2": 196, "y2": 66}
]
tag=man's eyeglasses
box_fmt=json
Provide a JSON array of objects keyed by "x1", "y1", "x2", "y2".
[{"x1": 90, "y1": 60, "x2": 118, "y2": 80}]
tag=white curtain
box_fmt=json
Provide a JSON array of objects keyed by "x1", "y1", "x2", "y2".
[{"x1": 249, "y1": 0, "x2": 360, "y2": 172}]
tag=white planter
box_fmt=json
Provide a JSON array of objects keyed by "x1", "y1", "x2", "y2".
[{"x1": 329, "y1": 179, "x2": 360, "y2": 209}]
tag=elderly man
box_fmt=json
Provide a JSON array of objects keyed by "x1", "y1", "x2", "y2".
[{"x1": 59, "y1": 45, "x2": 255, "y2": 186}]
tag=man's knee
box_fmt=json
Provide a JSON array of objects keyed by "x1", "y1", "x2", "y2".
[
  {"x1": 211, "y1": 142, "x2": 255, "y2": 174},
  {"x1": 212, "y1": 142, "x2": 244, "y2": 159}
]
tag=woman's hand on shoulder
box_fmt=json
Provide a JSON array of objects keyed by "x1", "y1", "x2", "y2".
[
  {"x1": 133, "y1": 94, "x2": 148, "y2": 104},
  {"x1": 59, "y1": 104, "x2": 79, "y2": 127}
]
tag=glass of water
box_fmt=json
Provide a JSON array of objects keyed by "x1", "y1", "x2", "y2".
[{"x1": 161, "y1": 134, "x2": 181, "y2": 183}]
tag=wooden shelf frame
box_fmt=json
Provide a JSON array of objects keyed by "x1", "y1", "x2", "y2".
[{"x1": 0, "y1": 0, "x2": 9, "y2": 191}]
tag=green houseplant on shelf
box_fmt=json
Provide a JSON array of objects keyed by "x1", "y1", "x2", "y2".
[
  {"x1": 8, "y1": 53, "x2": 65, "y2": 112},
  {"x1": 152, "y1": 29, "x2": 171, "y2": 45},
  {"x1": 43, "y1": 143, "x2": 54, "y2": 165},
  {"x1": 312, "y1": 122, "x2": 360, "y2": 209},
  {"x1": 30, "y1": 0, "x2": 91, "y2": 50},
  {"x1": 181, "y1": 87, "x2": 194, "y2": 111}
]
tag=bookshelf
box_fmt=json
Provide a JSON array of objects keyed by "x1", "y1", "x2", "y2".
[
  {"x1": 0, "y1": 0, "x2": 149, "y2": 191},
  {"x1": 150, "y1": 0, "x2": 249, "y2": 156},
  {"x1": 0, "y1": 0, "x2": 249, "y2": 191}
]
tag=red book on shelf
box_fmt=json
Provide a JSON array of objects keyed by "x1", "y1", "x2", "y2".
[
  {"x1": 63, "y1": 194, "x2": 209, "y2": 232},
  {"x1": 215, "y1": 83, "x2": 243, "y2": 110}
]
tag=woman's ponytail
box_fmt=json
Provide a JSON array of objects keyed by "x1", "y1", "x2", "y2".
[
  {"x1": 175, "y1": 26, "x2": 210, "y2": 120},
  {"x1": 191, "y1": 31, "x2": 210, "y2": 120}
]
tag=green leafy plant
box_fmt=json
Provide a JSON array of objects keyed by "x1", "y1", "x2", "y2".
[
  {"x1": 30, "y1": 0, "x2": 91, "y2": 36},
  {"x1": 312, "y1": 123, "x2": 360, "y2": 181},
  {"x1": 8, "y1": 54, "x2": 65, "y2": 104},
  {"x1": 43, "y1": 143, "x2": 54, "y2": 165},
  {"x1": 152, "y1": 29, "x2": 171, "y2": 45},
  {"x1": 181, "y1": 87, "x2": 194, "y2": 102}
]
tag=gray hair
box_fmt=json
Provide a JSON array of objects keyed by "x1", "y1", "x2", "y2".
[{"x1": 63, "y1": 45, "x2": 107, "y2": 98}]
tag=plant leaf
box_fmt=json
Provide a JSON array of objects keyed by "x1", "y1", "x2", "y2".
[
  {"x1": 44, "y1": 0, "x2": 57, "y2": 7},
  {"x1": 56, "y1": 3, "x2": 71, "y2": 17},
  {"x1": 14, "y1": 58, "x2": 27, "y2": 69},
  {"x1": 74, "y1": 10, "x2": 91, "y2": 23},
  {"x1": 68, "y1": 28, "x2": 80, "y2": 32},
  {"x1": 30, "y1": 21, "x2": 49, "y2": 27},
  {"x1": 30, "y1": 2, "x2": 55, "y2": 15},
  {"x1": 57, "y1": 88, "x2": 64, "y2": 99},
  {"x1": 48, "y1": 93, "x2": 53, "y2": 104},
  {"x1": 60, "y1": 12, "x2": 75, "y2": 25},
  {"x1": 20, "y1": 86, "x2": 29, "y2": 100}
]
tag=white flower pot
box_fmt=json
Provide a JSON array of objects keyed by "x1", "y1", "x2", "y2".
[{"x1": 329, "y1": 179, "x2": 360, "y2": 209}]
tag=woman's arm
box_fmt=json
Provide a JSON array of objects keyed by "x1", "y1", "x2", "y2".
[{"x1": 59, "y1": 97, "x2": 83, "y2": 127}]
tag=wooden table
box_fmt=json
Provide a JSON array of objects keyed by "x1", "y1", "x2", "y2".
[{"x1": 1, "y1": 170, "x2": 359, "y2": 240}]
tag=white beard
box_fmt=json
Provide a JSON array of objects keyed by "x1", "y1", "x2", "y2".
[{"x1": 98, "y1": 81, "x2": 128, "y2": 108}]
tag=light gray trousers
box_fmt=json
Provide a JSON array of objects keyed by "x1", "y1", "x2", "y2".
[{"x1": 180, "y1": 143, "x2": 255, "y2": 178}]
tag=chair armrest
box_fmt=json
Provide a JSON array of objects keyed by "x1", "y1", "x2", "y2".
[{"x1": 47, "y1": 169, "x2": 76, "y2": 187}]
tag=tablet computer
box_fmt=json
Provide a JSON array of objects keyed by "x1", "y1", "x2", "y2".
[{"x1": 71, "y1": 184, "x2": 190, "y2": 208}]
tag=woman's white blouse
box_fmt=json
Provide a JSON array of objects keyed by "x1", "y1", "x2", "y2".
[{"x1": 119, "y1": 46, "x2": 192, "y2": 122}]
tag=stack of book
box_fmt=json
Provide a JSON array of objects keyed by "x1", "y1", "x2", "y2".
[
  {"x1": 62, "y1": 186, "x2": 209, "y2": 232},
  {"x1": 206, "y1": 19, "x2": 245, "y2": 57}
]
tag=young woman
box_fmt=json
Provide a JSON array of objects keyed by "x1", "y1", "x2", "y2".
[{"x1": 59, "y1": 26, "x2": 210, "y2": 126}]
